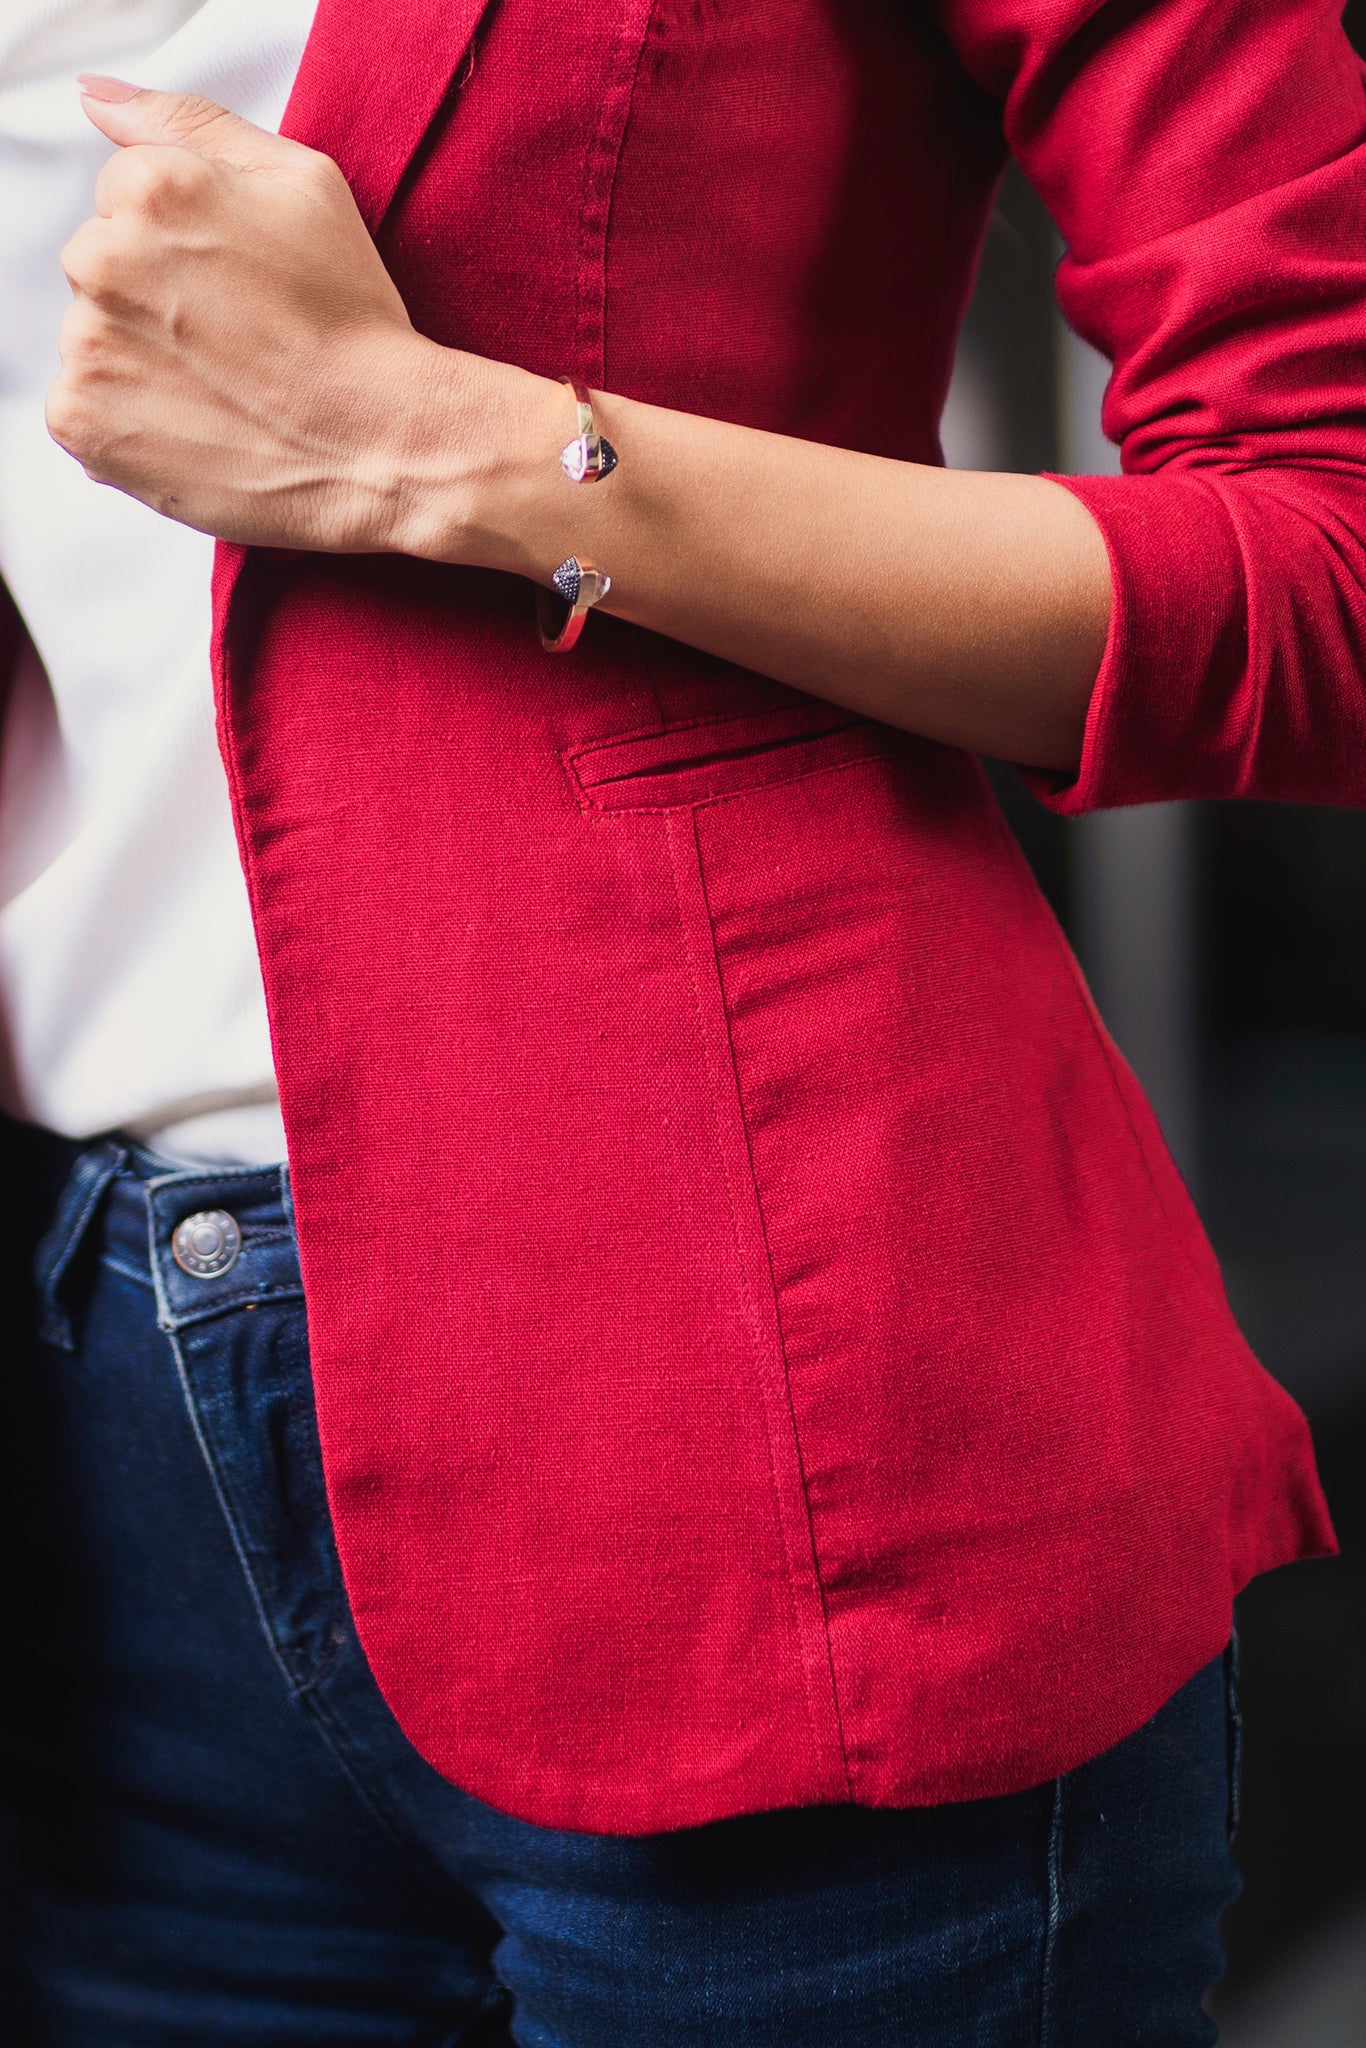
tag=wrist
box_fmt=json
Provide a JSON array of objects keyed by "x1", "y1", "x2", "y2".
[{"x1": 381, "y1": 342, "x2": 569, "y2": 572}]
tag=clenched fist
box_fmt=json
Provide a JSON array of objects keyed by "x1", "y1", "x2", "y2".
[{"x1": 48, "y1": 80, "x2": 456, "y2": 554}]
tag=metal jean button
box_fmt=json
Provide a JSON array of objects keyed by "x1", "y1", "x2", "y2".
[{"x1": 171, "y1": 1210, "x2": 242, "y2": 1280}]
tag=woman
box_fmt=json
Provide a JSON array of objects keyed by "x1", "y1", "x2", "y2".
[{"x1": 2, "y1": 0, "x2": 1357, "y2": 2038}]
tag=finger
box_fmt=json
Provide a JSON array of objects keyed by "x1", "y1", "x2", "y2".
[
  {"x1": 59, "y1": 215, "x2": 116, "y2": 294},
  {"x1": 76, "y1": 79, "x2": 287, "y2": 176},
  {"x1": 93, "y1": 142, "x2": 212, "y2": 222}
]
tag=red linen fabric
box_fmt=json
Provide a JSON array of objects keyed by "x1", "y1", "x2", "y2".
[
  {"x1": 949, "y1": 0, "x2": 1366, "y2": 811},
  {"x1": 202, "y1": 0, "x2": 1349, "y2": 1831}
]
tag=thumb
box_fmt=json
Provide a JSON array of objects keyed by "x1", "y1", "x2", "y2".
[{"x1": 76, "y1": 77, "x2": 285, "y2": 173}]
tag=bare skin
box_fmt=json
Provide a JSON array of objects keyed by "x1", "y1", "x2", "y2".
[{"x1": 49, "y1": 82, "x2": 1112, "y2": 774}]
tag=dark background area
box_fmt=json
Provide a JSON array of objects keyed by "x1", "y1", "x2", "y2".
[{"x1": 953, "y1": 8, "x2": 1366, "y2": 2029}]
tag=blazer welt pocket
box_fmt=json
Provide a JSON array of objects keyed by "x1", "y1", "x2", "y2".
[{"x1": 564, "y1": 702, "x2": 892, "y2": 812}]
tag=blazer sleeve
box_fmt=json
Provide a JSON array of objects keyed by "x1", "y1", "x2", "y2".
[{"x1": 934, "y1": 0, "x2": 1366, "y2": 810}]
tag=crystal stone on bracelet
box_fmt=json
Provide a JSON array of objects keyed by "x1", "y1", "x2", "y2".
[{"x1": 559, "y1": 433, "x2": 619, "y2": 483}]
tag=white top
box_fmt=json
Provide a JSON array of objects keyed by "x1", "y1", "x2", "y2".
[{"x1": 0, "y1": 0, "x2": 318, "y2": 1166}]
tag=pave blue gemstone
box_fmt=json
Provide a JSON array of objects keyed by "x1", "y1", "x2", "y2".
[{"x1": 552, "y1": 558, "x2": 582, "y2": 606}]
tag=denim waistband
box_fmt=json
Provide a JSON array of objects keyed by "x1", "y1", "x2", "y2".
[{"x1": 34, "y1": 1134, "x2": 299, "y2": 1351}]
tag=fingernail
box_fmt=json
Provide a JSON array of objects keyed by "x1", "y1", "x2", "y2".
[{"x1": 76, "y1": 75, "x2": 144, "y2": 103}]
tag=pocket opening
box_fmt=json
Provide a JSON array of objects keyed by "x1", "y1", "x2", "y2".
[
  {"x1": 588, "y1": 719, "x2": 867, "y2": 786},
  {"x1": 565, "y1": 701, "x2": 894, "y2": 812}
]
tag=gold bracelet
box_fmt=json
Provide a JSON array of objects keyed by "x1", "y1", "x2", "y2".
[
  {"x1": 537, "y1": 556, "x2": 612, "y2": 654},
  {"x1": 557, "y1": 377, "x2": 618, "y2": 482},
  {"x1": 537, "y1": 379, "x2": 618, "y2": 652}
]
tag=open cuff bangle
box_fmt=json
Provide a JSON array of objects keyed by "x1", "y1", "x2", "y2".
[
  {"x1": 537, "y1": 379, "x2": 618, "y2": 651},
  {"x1": 536, "y1": 556, "x2": 612, "y2": 653},
  {"x1": 558, "y1": 378, "x2": 618, "y2": 483}
]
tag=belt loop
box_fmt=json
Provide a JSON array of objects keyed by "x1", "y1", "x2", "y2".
[{"x1": 33, "y1": 1140, "x2": 128, "y2": 1352}]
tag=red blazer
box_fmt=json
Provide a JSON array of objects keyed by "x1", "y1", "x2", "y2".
[{"x1": 205, "y1": 0, "x2": 1359, "y2": 1832}]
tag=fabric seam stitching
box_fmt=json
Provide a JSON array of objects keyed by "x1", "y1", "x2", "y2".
[
  {"x1": 566, "y1": 740, "x2": 890, "y2": 816},
  {"x1": 569, "y1": 702, "x2": 853, "y2": 763},
  {"x1": 575, "y1": 0, "x2": 658, "y2": 381},
  {"x1": 664, "y1": 814, "x2": 829, "y2": 1775},
  {"x1": 671, "y1": 809, "x2": 854, "y2": 1797}
]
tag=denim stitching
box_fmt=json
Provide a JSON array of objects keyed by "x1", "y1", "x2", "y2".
[
  {"x1": 98, "y1": 1251, "x2": 158, "y2": 1292},
  {"x1": 160, "y1": 1317, "x2": 483, "y2": 1914},
  {"x1": 45, "y1": 1147, "x2": 468, "y2": 1909},
  {"x1": 154, "y1": 1281, "x2": 307, "y2": 1334},
  {"x1": 161, "y1": 1320, "x2": 302, "y2": 1701},
  {"x1": 149, "y1": 1186, "x2": 484, "y2": 1912},
  {"x1": 33, "y1": 1141, "x2": 126, "y2": 1349},
  {"x1": 1039, "y1": 1776, "x2": 1065, "y2": 2048},
  {"x1": 285, "y1": 1620, "x2": 496, "y2": 1914},
  {"x1": 1225, "y1": 1630, "x2": 1243, "y2": 1839},
  {"x1": 141, "y1": 1159, "x2": 281, "y2": 1189}
]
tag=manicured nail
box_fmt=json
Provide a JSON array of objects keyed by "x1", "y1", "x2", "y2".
[{"x1": 76, "y1": 75, "x2": 144, "y2": 103}]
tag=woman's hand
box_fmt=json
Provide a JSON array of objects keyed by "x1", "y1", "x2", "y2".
[
  {"x1": 49, "y1": 82, "x2": 1108, "y2": 771},
  {"x1": 47, "y1": 81, "x2": 457, "y2": 553}
]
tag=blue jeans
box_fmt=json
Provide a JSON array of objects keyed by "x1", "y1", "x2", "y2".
[{"x1": 1, "y1": 1122, "x2": 1241, "y2": 2046}]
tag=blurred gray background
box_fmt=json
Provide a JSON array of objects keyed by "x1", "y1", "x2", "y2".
[{"x1": 945, "y1": 12, "x2": 1366, "y2": 2036}]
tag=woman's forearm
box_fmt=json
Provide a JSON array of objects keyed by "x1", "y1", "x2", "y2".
[
  {"x1": 53, "y1": 85, "x2": 1109, "y2": 774},
  {"x1": 401, "y1": 354, "x2": 1112, "y2": 774}
]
